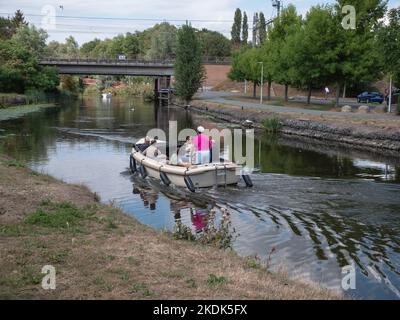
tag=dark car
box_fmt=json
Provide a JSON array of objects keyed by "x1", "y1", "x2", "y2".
[{"x1": 357, "y1": 92, "x2": 384, "y2": 104}]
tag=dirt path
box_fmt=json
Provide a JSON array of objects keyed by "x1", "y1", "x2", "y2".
[{"x1": 0, "y1": 155, "x2": 339, "y2": 300}]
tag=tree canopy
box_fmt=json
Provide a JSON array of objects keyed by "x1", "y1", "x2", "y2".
[
  {"x1": 229, "y1": 1, "x2": 394, "y2": 105},
  {"x1": 174, "y1": 24, "x2": 205, "y2": 103},
  {"x1": 0, "y1": 25, "x2": 58, "y2": 93}
]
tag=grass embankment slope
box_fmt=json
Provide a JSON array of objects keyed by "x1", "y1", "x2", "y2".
[{"x1": 0, "y1": 155, "x2": 339, "y2": 300}]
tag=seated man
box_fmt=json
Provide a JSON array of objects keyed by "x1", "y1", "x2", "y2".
[
  {"x1": 144, "y1": 140, "x2": 167, "y2": 163},
  {"x1": 136, "y1": 136, "x2": 151, "y2": 152}
]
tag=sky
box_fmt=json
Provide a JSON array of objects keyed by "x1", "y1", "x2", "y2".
[{"x1": 0, "y1": 0, "x2": 399, "y2": 44}]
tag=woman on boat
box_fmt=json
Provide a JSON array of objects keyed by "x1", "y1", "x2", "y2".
[
  {"x1": 193, "y1": 126, "x2": 210, "y2": 165},
  {"x1": 169, "y1": 148, "x2": 192, "y2": 168},
  {"x1": 181, "y1": 136, "x2": 194, "y2": 164}
]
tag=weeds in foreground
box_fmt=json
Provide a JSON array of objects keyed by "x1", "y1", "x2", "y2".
[
  {"x1": 262, "y1": 117, "x2": 282, "y2": 133},
  {"x1": 207, "y1": 274, "x2": 226, "y2": 287},
  {"x1": 198, "y1": 208, "x2": 235, "y2": 249},
  {"x1": 173, "y1": 220, "x2": 195, "y2": 241},
  {"x1": 172, "y1": 207, "x2": 236, "y2": 249}
]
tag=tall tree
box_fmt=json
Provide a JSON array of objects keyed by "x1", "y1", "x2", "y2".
[
  {"x1": 252, "y1": 13, "x2": 259, "y2": 46},
  {"x1": 268, "y1": 4, "x2": 302, "y2": 101},
  {"x1": 146, "y1": 22, "x2": 178, "y2": 60},
  {"x1": 0, "y1": 25, "x2": 58, "y2": 93},
  {"x1": 80, "y1": 38, "x2": 101, "y2": 58},
  {"x1": 174, "y1": 23, "x2": 205, "y2": 103},
  {"x1": 197, "y1": 29, "x2": 231, "y2": 58},
  {"x1": 64, "y1": 36, "x2": 79, "y2": 57},
  {"x1": 259, "y1": 12, "x2": 267, "y2": 44},
  {"x1": 332, "y1": 0, "x2": 387, "y2": 106},
  {"x1": 229, "y1": 47, "x2": 269, "y2": 98},
  {"x1": 378, "y1": 7, "x2": 400, "y2": 110},
  {"x1": 11, "y1": 10, "x2": 28, "y2": 30},
  {"x1": 242, "y1": 12, "x2": 249, "y2": 45},
  {"x1": 288, "y1": 6, "x2": 340, "y2": 104},
  {"x1": 12, "y1": 25, "x2": 48, "y2": 58},
  {"x1": 231, "y1": 8, "x2": 242, "y2": 46}
]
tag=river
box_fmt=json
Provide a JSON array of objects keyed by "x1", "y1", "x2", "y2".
[{"x1": 1, "y1": 96, "x2": 400, "y2": 299}]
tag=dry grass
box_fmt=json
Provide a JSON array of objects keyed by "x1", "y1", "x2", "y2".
[{"x1": 0, "y1": 155, "x2": 340, "y2": 300}]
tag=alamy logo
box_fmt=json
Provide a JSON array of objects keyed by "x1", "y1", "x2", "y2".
[
  {"x1": 41, "y1": 5, "x2": 56, "y2": 31},
  {"x1": 41, "y1": 265, "x2": 56, "y2": 290},
  {"x1": 342, "y1": 5, "x2": 356, "y2": 30},
  {"x1": 341, "y1": 263, "x2": 356, "y2": 291}
]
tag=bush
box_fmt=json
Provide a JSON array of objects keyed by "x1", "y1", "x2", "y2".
[
  {"x1": 262, "y1": 117, "x2": 282, "y2": 133},
  {"x1": 83, "y1": 86, "x2": 100, "y2": 96}
]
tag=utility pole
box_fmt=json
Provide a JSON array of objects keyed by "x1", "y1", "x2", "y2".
[
  {"x1": 272, "y1": 0, "x2": 282, "y2": 17},
  {"x1": 388, "y1": 74, "x2": 393, "y2": 113},
  {"x1": 258, "y1": 62, "x2": 264, "y2": 105}
]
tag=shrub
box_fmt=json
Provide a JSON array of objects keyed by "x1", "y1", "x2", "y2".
[
  {"x1": 262, "y1": 117, "x2": 282, "y2": 133},
  {"x1": 83, "y1": 86, "x2": 100, "y2": 96}
]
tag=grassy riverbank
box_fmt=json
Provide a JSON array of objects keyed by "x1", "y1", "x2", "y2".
[{"x1": 0, "y1": 154, "x2": 339, "y2": 299}]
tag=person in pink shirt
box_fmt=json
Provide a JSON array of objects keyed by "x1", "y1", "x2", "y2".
[{"x1": 193, "y1": 126, "x2": 210, "y2": 164}]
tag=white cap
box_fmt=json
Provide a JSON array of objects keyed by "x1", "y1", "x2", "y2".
[{"x1": 197, "y1": 126, "x2": 205, "y2": 133}]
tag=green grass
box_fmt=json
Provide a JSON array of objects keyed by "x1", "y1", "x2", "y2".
[
  {"x1": 0, "y1": 159, "x2": 25, "y2": 168},
  {"x1": 24, "y1": 202, "x2": 90, "y2": 229},
  {"x1": 207, "y1": 274, "x2": 227, "y2": 287}
]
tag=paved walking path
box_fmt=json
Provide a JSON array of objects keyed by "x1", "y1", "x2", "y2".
[{"x1": 197, "y1": 91, "x2": 398, "y2": 121}]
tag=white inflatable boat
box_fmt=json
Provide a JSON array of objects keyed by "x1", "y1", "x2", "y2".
[{"x1": 129, "y1": 141, "x2": 252, "y2": 192}]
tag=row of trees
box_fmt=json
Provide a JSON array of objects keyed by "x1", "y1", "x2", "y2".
[
  {"x1": 229, "y1": 1, "x2": 400, "y2": 106},
  {"x1": 231, "y1": 8, "x2": 268, "y2": 47},
  {"x1": 0, "y1": 11, "x2": 59, "y2": 93},
  {"x1": 46, "y1": 23, "x2": 232, "y2": 60}
]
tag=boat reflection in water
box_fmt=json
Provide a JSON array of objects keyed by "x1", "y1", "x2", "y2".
[{"x1": 131, "y1": 176, "x2": 233, "y2": 239}]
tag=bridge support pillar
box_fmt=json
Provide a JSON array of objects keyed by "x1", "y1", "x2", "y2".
[{"x1": 154, "y1": 78, "x2": 160, "y2": 97}]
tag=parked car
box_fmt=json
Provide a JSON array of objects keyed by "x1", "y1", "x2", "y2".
[{"x1": 357, "y1": 92, "x2": 384, "y2": 104}]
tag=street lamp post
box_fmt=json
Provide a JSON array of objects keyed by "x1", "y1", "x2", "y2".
[
  {"x1": 388, "y1": 74, "x2": 393, "y2": 114},
  {"x1": 258, "y1": 62, "x2": 264, "y2": 105}
]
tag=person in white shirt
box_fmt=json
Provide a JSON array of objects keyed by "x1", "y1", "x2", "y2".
[{"x1": 324, "y1": 86, "x2": 330, "y2": 100}]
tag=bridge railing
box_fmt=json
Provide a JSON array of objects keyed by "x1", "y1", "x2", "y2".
[
  {"x1": 39, "y1": 58, "x2": 175, "y2": 66},
  {"x1": 40, "y1": 56, "x2": 231, "y2": 65}
]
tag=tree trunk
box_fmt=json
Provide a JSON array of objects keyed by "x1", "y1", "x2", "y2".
[
  {"x1": 267, "y1": 81, "x2": 272, "y2": 101},
  {"x1": 342, "y1": 82, "x2": 346, "y2": 99},
  {"x1": 335, "y1": 82, "x2": 341, "y2": 107},
  {"x1": 307, "y1": 85, "x2": 312, "y2": 105},
  {"x1": 253, "y1": 82, "x2": 257, "y2": 98},
  {"x1": 284, "y1": 84, "x2": 289, "y2": 102}
]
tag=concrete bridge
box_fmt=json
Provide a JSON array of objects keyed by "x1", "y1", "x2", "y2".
[
  {"x1": 39, "y1": 59, "x2": 175, "y2": 77},
  {"x1": 39, "y1": 57, "x2": 231, "y2": 77}
]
